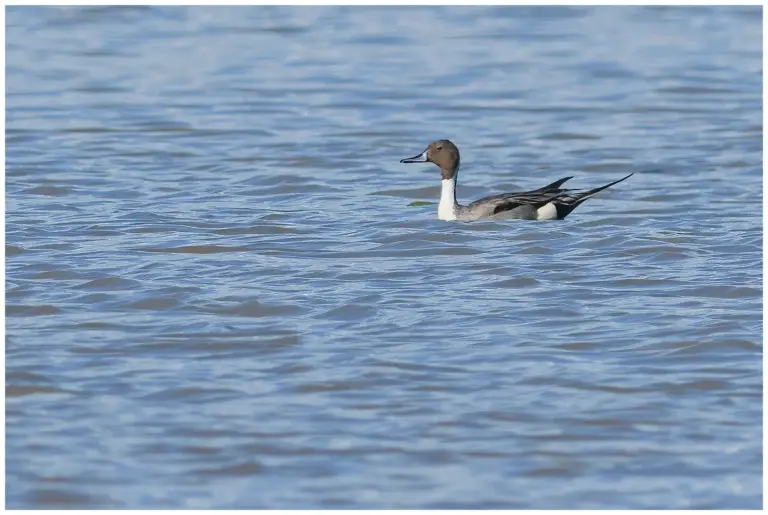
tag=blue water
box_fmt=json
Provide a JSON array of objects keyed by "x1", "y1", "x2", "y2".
[{"x1": 5, "y1": 6, "x2": 762, "y2": 509}]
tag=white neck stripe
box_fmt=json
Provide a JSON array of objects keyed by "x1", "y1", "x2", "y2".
[{"x1": 438, "y1": 178, "x2": 457, "y2": 221}]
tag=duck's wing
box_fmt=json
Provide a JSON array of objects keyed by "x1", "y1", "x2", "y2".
[
  {"x1": 468, "y1": 173, "x2": 634, "y2": 220},
  {"x1": 466, "y1": 189, "x2": 566, "y2": 219},
  {"x1": 464, "y1": 176, "x2": 575, "y2": 219}
]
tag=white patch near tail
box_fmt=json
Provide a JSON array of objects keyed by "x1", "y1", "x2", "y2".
[{"x1": 536, "y1": 202, "x2": 558, "y2": 220}]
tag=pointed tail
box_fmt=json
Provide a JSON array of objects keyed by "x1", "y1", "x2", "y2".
[
  {"x1": 555, "y1": 172, "x2": 634, "y2": 218},
  {"x1": 571, "y1": 172, "x2": 634, "y2": 206}
]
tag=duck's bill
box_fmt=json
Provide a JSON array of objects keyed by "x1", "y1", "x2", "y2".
[{"x1": 400, "y1": 151, "x2": 428, "y2": 163}]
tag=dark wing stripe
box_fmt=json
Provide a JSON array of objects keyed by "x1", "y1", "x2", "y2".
[{"x1": 490, "y1": 190, "x2": 566, "y2": 215}]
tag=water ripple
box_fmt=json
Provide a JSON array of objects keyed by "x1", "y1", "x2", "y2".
[{"x1": 5, "y1": 5, "x2": 761, "y2": 511}]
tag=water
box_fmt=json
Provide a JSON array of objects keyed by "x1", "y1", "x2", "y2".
[{"x1": 5, "y1": 6, "x2": 762, "y2": 509}]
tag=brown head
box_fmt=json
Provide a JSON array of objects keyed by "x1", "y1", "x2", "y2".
[{"x1": 400, "y1": 139, "x2": 461, "y2": 180}]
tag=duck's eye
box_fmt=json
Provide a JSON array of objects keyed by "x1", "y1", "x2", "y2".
[{"x1": 436, "y1": 145, "x2": 443, "y2": 151}]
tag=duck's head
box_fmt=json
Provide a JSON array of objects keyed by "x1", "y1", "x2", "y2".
[{"x1": 400, "y1": 139, "x2": 460, "y2": 181}]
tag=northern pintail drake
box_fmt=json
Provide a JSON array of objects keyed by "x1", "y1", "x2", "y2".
[{"x1": 400, "y1": 139, "x2": 633, "y2": 221}]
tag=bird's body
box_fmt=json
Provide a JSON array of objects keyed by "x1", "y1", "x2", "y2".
[{"x1": 400, "y1": 140, "x2": 633, "y2": 221}]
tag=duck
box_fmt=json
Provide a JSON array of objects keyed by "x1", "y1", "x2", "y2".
[{"x1": 400, "y1": 139, "x2": 634, "y2": 221}]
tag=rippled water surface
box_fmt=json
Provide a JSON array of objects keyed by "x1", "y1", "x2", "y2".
[{"x1": 5, "y1": 6, "x2": 762, "y2": 509}]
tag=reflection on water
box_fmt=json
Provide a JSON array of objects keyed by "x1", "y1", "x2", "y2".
[{"x1": 6, "y1": 6, "x2": 762, "y2": 509}]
